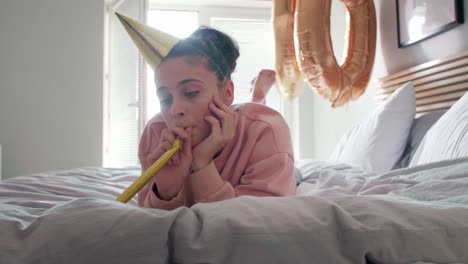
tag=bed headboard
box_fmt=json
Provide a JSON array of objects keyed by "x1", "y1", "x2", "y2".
[{"x1": 376, "y1": 50, "x2": 468, "y2": 116}]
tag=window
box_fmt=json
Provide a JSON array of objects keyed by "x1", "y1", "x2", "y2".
[{"x1": 104, "y1": 0, "x2": 143, "y2": 168}]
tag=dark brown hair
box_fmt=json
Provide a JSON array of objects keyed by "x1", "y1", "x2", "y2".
[{"x1": 163, "y1": 26, "x2": 240, "y2": 83}]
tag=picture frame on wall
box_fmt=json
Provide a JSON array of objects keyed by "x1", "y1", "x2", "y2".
[{"x1": 397, "y1": 0, "x2": 464, "y2": 48}]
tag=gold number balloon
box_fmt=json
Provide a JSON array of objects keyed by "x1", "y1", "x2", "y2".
[
  {"x1": 272, "y1": 0, "x2": 304, "y2": 100},
  {"x1": 294, "y1": 0, "x2": 376, "y2": 108},
  {"x1": 273, "y1": 0, "x2": 376, "y2": 107}
]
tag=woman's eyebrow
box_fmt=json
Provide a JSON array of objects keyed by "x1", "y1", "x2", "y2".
[
  {"x1": 157, "y1": 79, "x2": 204, "y2": 96},
  {"x1": 177, "y1": 78, "x2": 204, "y2": 87}
]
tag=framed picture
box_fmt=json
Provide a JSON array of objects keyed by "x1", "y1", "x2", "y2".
[{"x1": 397, "y1": 0, "x2": 464, "y2": 48}]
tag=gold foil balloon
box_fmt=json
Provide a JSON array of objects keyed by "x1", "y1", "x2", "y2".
[
  {"x1": 294, "y1": 0, "x2": 376, "y2": 108},
  {"x1": 272, "y1": 0, "x2": 304, "y2": 100}
]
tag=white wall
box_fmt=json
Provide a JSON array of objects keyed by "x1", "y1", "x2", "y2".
[
  {"x1": 0, "y1": 0, "x2": 105, "y2": 179},
  {"x1": 298, "y1": 0, "x2": 468, "y2": 160}
]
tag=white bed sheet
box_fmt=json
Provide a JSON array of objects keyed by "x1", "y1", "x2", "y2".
[{"x1": 1, "y1": 158, "x2": 468, "y2": 264}]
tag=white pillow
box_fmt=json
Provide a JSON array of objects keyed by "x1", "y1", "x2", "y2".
[
  {"x1": 409, "y1": 92, "x2": 468, "y2": 166},
  {"x1": 329, "y1": 82, "x2": 416, "y2": 173}
]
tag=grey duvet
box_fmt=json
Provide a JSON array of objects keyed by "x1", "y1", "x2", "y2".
[{"x1": 1, "y1": 157, "x2": 468, "y2": 264}]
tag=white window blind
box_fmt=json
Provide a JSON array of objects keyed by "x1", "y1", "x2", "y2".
[
  {"x1": 210, "y1": 18, "x2": 281, "y2": 112},
  {"x1": 104, "y1": 0, "x2": 143, "y2": 167}
]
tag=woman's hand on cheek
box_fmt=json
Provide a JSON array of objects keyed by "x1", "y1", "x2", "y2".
[{"x1": 191, "y1": 97, "x2": 237, "y2": 171}]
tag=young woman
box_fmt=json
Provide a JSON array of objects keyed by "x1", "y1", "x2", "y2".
[{"x1": 138, "y1": 27, "x2": 296, "y2": 210}]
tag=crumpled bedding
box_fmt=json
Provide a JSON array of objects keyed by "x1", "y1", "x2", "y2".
[{"x1": 1, "y1": 158, "x2": 468, "y2": 264}]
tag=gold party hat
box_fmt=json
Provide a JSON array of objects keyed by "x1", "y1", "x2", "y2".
[{"x1": 115, "y1": 12, "x2": 180, "y2": 71}]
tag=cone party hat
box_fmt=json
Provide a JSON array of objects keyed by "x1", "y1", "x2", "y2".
[{"x1": 115, "y1": 12, "x2": 180, "y2": 71}]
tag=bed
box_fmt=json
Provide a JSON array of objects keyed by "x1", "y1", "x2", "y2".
[{"x1": 1, "y1": 52, "x2": 468, "y2": 263}]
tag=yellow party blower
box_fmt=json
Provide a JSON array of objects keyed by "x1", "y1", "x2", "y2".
[{"x1": 116, "y1": 139, "x2": 182, "y2": 203}]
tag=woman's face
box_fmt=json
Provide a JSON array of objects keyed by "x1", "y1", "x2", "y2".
[{"x1": 155, "y1": 57, "x2": 234, "y2": 146}]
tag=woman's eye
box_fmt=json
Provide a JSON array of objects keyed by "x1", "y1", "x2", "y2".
[
  {"x1": 185, "y1": 91, "x2": 199, "y2": 98},
  {"x1": 160, "y1": 97, "x2": 172, "y2": 107}
]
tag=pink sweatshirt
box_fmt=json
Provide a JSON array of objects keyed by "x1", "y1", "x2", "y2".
[{"x1": 137, "y1": 103, "x2": 296, "y2": 210}]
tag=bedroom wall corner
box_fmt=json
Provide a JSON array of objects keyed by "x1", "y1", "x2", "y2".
[{"x1": 0, "y1": 0, "x2": 105, "y2": 179}]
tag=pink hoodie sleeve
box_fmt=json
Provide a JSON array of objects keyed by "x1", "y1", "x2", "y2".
[
  {"x1": 137, "y1": 116, "x2": 185, "y2": 210},
  {"x1": 187, "y1": 153, "x2": 295, "y2": 203},
  {"x1": 186, "y1": 111, "x2": 296, "y2": 204}
]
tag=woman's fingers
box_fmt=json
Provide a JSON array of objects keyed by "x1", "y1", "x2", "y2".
[
  {"x1": 161, "y1": 141, "x2": 172, "y2": 151},
  {"x1": 209, "y1": 101, "x2": 225, "y2": 120},
  {"x1": 147, "y1": 149, "x2": 162, "y2": 165},
  {"x1": 171, "y1": 126, "x2": 189, "y2": 140},
  {"x1": 212, "y1": 97, "x2": 234, "y2": 115},
  {"x1": 148, "y1": 140, "x2": 171, "y2": 163},
  {"x1": 162, "y1": 129, "x2": 176, "y2": 143},
  {"x1": 205, "y1": 116, "x2": 222, "y2": 136},
  {"x1": 150, "y1": 141, "x2": 172, "y2": 157},
  {"x1": 182, "y1": 127, "x2": 192, "y2": 155},
  {"x1": 210, "y1": 98, "x2": 235, "y2": 124},
  {"x1": 210, "y1": 97, "x2": 236, "y2": 140},
  {"x1": 151, "y1": 127, "x2": 184, "y2": 166}
]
